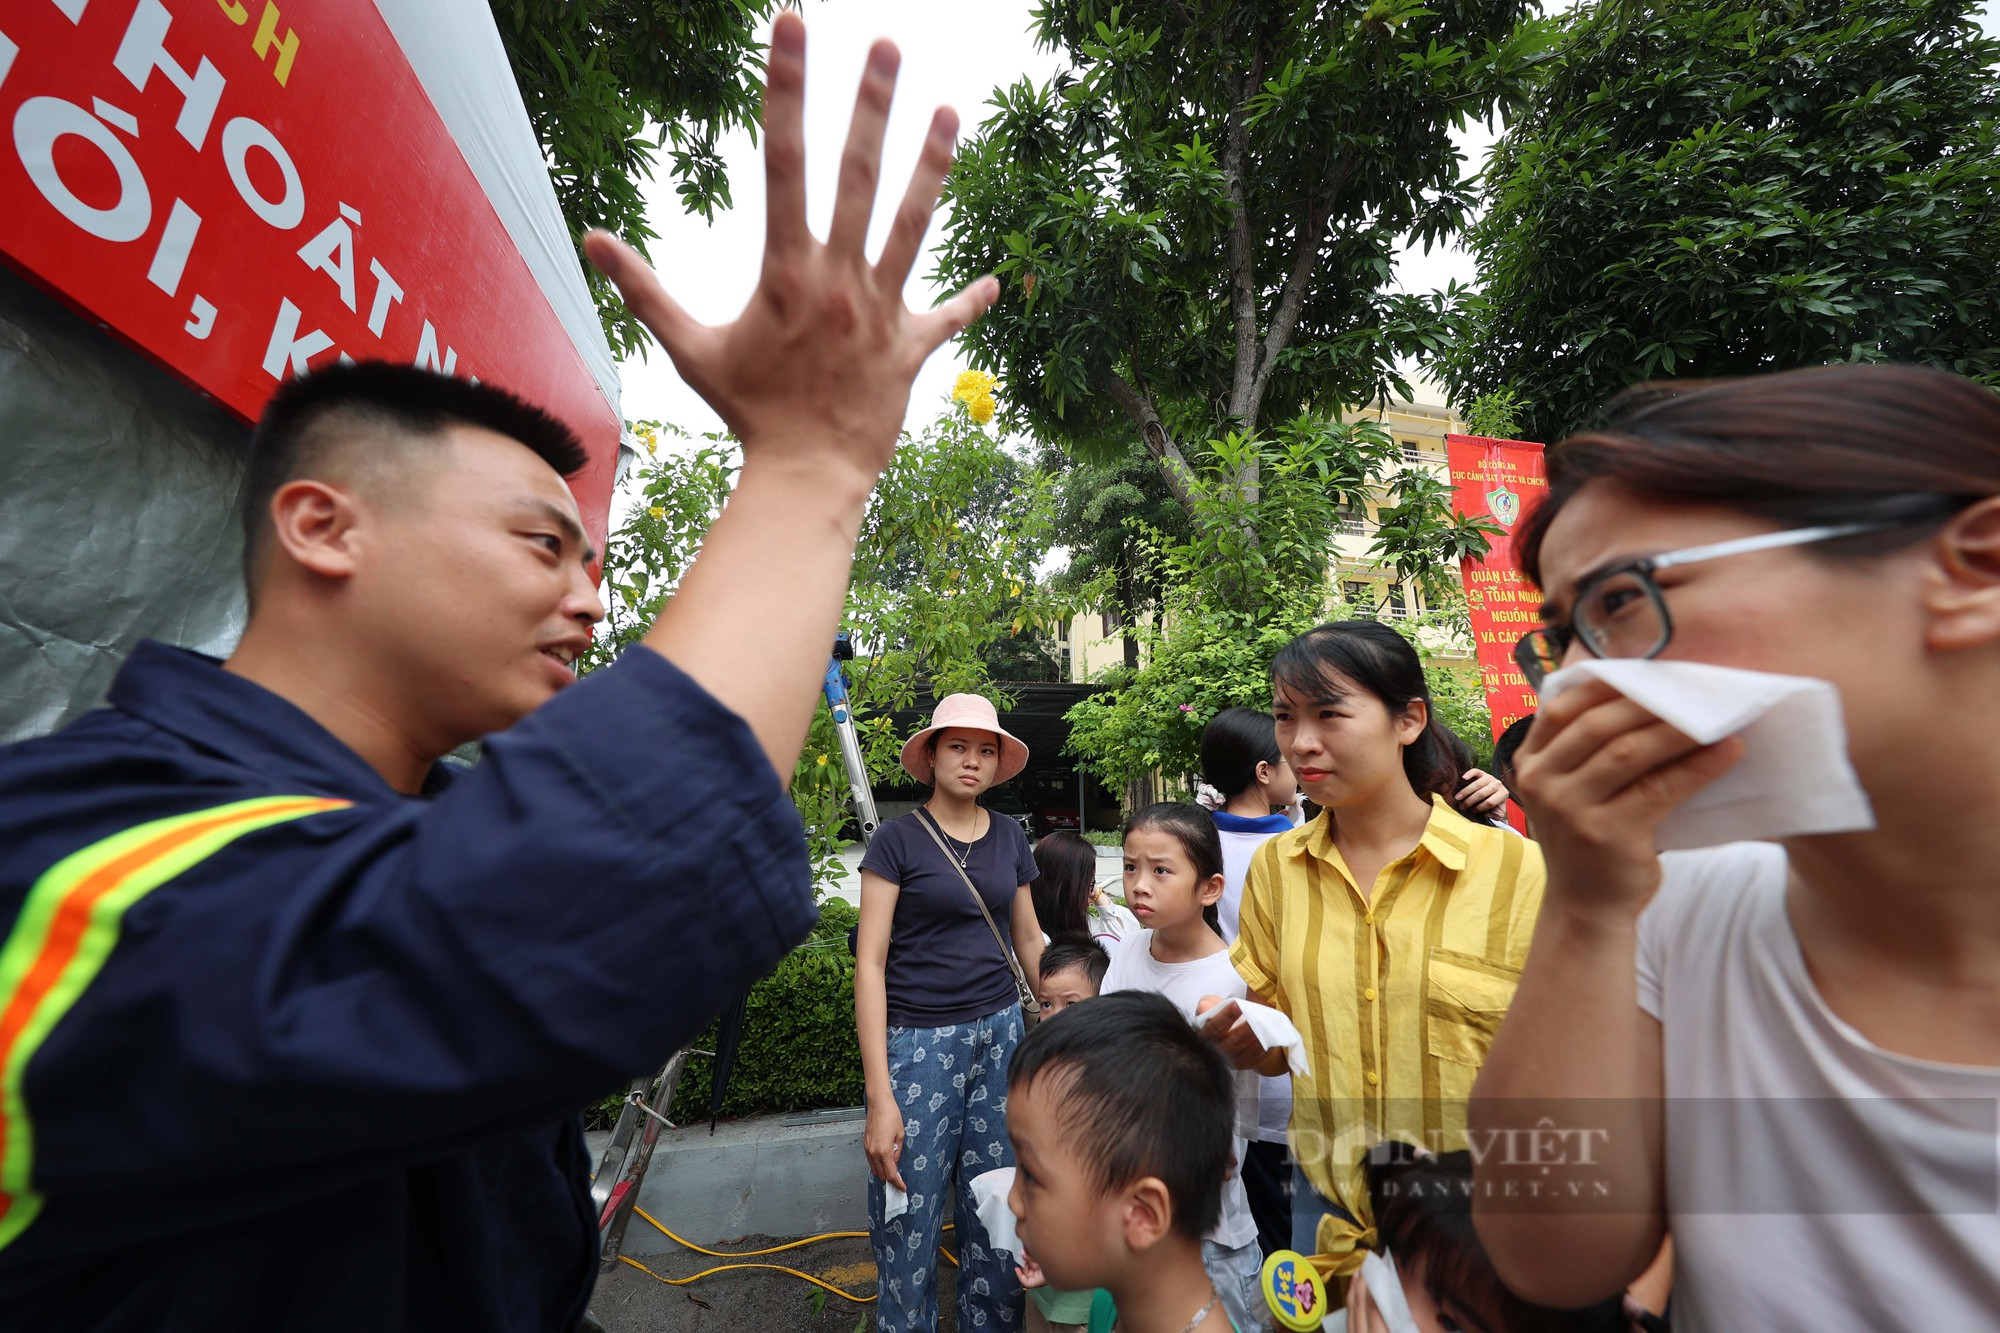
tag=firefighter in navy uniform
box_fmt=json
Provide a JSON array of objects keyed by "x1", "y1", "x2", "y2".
[{"x1": 0, "y1": 17, "x2": 999, "y2": 1328}]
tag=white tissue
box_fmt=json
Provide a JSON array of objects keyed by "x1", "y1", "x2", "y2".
[
  {"x1": 1539, "y1": 659, "x2": 1875, "y2": 850},
  {"x1": 969, "y1": 1167, "x2": 1022, "y2": 1258},
  {"x1": 883, "y1": 1182, "x2": 909, "y2": 1222},
  {"x1": 1198, "y1": 998, "x2": 1312, "y2": 1079},
  {"x1": 1351, "y1": 1251, "x2": 1420, "y2": 1333}
]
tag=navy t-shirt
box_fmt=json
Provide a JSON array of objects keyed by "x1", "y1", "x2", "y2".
[{"x1": 861, "y1": 809, "x2": 1038, "y2": 1027}]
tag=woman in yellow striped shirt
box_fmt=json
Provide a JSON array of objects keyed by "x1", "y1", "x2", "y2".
[{"x1": 1206, "y1": 619, "x2": 1546, "y2": 1279}]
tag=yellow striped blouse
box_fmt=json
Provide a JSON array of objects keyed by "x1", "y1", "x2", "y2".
[{"x1": 1229, "y1": 796, "x2": 1544, "y2": 1261}]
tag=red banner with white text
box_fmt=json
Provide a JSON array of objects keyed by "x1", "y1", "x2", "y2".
[
  {"x1": 1446, "y1": 434, "x2": 1549, "y2": 750},
  {"x1": 0, "y1": 0, "x2": 619, "y2": 544}
]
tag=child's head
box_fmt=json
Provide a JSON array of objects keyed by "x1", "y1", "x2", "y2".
[
  {"x1": 1491, "y1": 714, "x2": 1534, "y2": 802},
  {"x1": 1359, "y1": 1145, "x2": 1626, "y2": 1333},
  {"x1": 1032, "y1": 831, "x2": 1100, "y2": 940},
  {"x1": 1006, "y1": 991, "x2": 1234, "y2": 1293},
  {"x1": 1121, "y1": 803, "x2": 1225, "y2": 937},
  {"x1": 1200, "y1": 706, "x2": 1295, "y2": 808},
  {"x1": 1037, "y1": 932, "x2": 1109, "y2": 1016}
]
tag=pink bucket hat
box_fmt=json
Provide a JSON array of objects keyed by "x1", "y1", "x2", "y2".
[{"x1": 899, "y1": 693, "x2": 1030, "y2": 785}]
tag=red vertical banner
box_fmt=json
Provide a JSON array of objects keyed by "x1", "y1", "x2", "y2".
[{"x1": 1445, "y1": 434, "x2": 1549, "y2": 749}]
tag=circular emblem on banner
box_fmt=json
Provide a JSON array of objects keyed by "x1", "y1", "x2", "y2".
[
  {"x1": 1261, "y1": 1249, "x2": 1330, "y2": 1330},
  {"x1": 1486, "y1": 486, "x2": 1521, "y2": 529}
]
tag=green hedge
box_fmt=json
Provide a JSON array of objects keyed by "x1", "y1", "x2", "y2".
[{"x1": 663, "y1": 898, "x2": 863, "y2": 1123}]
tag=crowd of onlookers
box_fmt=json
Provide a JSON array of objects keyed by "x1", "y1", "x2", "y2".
[
  {"x1": 857, "y1": 364, "x2": 2000, "y2": 1333},
  {"x1": 856, "y1": 619, "x2": 1636, "y2": 1333}
]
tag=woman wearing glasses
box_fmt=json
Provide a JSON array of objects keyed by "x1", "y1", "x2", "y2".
[{"x1": 1470, "y1": 364, "x2": 2000, "y2": 1330}]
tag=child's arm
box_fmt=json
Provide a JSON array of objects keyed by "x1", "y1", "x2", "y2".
[
  {"x1": 855, "y1": 868, "x2": 906, "y2": 1190},
  {"x1": 1454, "y1": 767, "x2": 1510, "y2": 817},
  {"x1": 587, "y1": 15, "x2": 997, "y2": 780}
]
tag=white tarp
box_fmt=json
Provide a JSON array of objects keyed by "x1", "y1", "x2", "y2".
[{"x1": 0, "y1": 268, "x2": 251, "y2": 742}]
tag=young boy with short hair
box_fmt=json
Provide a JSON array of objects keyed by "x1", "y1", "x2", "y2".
[
  {"x1": 1014, "y1": 930, "x2": 1112, "y2": 1332},
  {"x1": 1036, "y1": 932, "x2": 1110, "y2": 1017},
  {"x1": 1007, "y1": 991, "x2": 1239, "y2": 1333}
]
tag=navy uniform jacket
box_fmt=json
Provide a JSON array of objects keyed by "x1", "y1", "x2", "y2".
[{"x1": 0, "y1": 641, "x2": 815, "y2": 1330}]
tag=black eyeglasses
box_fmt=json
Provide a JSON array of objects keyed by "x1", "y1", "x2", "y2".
[{"x1": 1513, "y1": 522, "x2": 1893, "y2": 690}]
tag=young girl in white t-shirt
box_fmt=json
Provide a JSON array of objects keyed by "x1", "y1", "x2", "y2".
[{"x1": 1101, "y1": 803, "x2": 1261, "y2": 1333}]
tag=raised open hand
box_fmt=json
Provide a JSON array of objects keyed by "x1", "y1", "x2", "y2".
[{"x1": 584, "y1": 13, "x2": 997, "y2": 483}]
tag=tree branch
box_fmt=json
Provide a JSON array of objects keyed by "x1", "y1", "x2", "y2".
[
  {"x1": 1249, "y1": 152, "x2": 1359, "y2": 413},
  {"x1": 1104, "y1": 372, "x2": 1200, "y2": 516},
  {"x1": 1221, "y1": 61, "x2": 1264, "y2": 430}
]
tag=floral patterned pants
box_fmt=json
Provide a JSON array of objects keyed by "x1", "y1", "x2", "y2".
[{"x1": 867, "y1": 1004, "x2": 1025, "y2": 1332}]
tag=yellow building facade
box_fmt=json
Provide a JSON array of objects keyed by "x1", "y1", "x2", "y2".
[{"x1": 1058, "y1": 373, "x2": 1471, "y2": 682}]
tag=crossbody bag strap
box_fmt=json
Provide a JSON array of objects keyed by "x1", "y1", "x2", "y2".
[{"x1": 914, "y1": 809, "x2": 1039, "y2": 1014}]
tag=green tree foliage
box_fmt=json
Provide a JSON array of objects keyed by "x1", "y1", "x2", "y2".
[
  {"x1": 490, "y1": 0, "x2": 778, "y2": 359},
  {"x1": 1064, "y1": 419, "x2": 1492, "y2": 786},
  {"x1": 586, "y1": 397, "x2": 1072, "y2": 897},
  {"x1": 1440, "y1": 0, "x2": 2000, "y2": 443},
  {"x1": 1044, "y1": 451, "x2": 1187, "y2": 672},
  {"x1": 935, "y1": 0, "x2": 1551, "y2": 516},
  {"x1": 1463, "y1": 387, "x2": 1527, "y2": 439}
]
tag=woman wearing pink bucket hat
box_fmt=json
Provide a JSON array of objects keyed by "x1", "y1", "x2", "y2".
[{"x1": 855, "y1": 692, "x2": 1044, "y2": 1332}]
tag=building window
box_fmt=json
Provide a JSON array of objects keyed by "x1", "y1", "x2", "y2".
[
  {"x1": 1336, "y1": 504, "x2": 1368, "y2": 536},
  {"x1": 1387, "y1": 583, "x2": 1408, "y2": 618},
  {"x1": 1342, "y1": 580, "x2": 1373, "y2": 607},
  {"x1": 1101, "y1": 608, "x2": 1126, "y2": 637}
]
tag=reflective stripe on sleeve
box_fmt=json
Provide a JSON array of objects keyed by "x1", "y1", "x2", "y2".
[{"x1": 0, "y1": 795, "x2": 352, "y2": 1250}]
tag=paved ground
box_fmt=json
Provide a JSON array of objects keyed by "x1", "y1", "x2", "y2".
[{"x1": 590, "y1": 1230, "x2": 964, "y2": 1333}]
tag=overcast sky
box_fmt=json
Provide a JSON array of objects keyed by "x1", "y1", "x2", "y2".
[
  {"x1": 617, "y1": 0, "x2": 2000, "y2": 441},
  {"x1": 619, "y1": 0, "x2": 1061, "y2": 439}
]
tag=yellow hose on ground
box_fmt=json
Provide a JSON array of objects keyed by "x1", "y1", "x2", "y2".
[
  {"x1": 618, "y1": 1254, "x2": 877, "y2": 1304},
  {"x1": 615, "y1": 1207, "x2": 963, "y2": 1304},
  {"x1": 634, "y1": 1208, "x2": 867, "y2": 1257}
]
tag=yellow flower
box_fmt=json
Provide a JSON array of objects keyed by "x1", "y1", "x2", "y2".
[
  {"x1": 816, "y1": 753, "x2": 829, "y2": 766},
  {"x1": 952, "y1": 369, "x2": 998, "y2": 405},
  {"x1": 635, "y1": 424, "x2": 660, "y2": 456},
  {"x1": 648, "y1": 505, "x2": 665, "y2": 520},
  {"x1": 968, "y1": 393, "x2": 996, "y2": 426}
]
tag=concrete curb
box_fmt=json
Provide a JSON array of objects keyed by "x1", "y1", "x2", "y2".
[{"x1": 590, "y1": 1107, "x2": 873, "y2": 1254}]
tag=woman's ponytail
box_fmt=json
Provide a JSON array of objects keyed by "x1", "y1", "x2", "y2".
[{"x1": 1408, "y1": 716, "x2": 1467, "y2": 805}]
